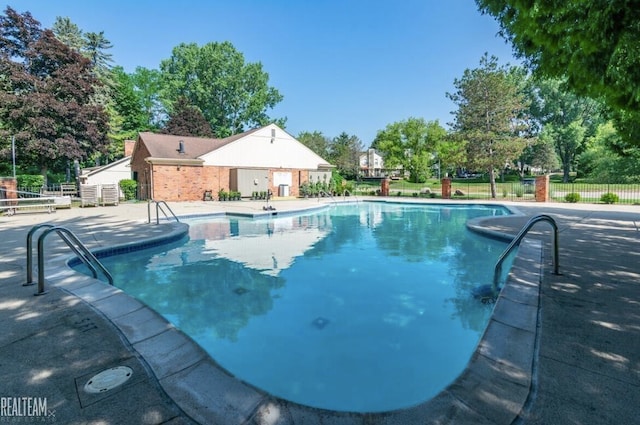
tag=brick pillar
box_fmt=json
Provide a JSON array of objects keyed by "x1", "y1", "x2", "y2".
[
  {"x1": 0, "y1": 177, "x2": 17, "y2": 200},
  {"x1": 535, "y1": 175, "x2": 549, "y2": 202},
  {"x1": 380, "y1": 178, "x2": 390, "y2": 196},
  {"x1": 441, "y1": 178, "x2": 452, "y2": 199}
]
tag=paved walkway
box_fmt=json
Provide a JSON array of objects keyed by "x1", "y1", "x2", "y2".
[
  {"x1": 478, "y1": 204, "x2": 640, "y2": 424},
  {"x1": 0, "y1": 199, "x2": 638, "y2": 424}
]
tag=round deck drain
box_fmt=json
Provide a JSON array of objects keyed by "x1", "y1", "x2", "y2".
[{"x1": 84, "y1": 366, "x2": 133, "y2": 394}]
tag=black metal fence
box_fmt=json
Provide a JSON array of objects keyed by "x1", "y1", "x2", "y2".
[
  {"x1": 549, "y1": 182, "x2": 640, "y2": 205},
  {"x1": 356, "y1": 180, "x2": 640, "y2": 205}
]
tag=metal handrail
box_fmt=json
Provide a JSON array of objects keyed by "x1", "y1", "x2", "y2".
[
  {"x1": 493, "y1": 214, "x2": 560, "y2": 292},
  {"x1": 25, "y1": 223, "x2": 56, "y2": 286},
  {"x1": 147, "y1": 200, "x2": 180, "y2": 224},
  {"x1": 30, "y1": 226, "x2": 114, "y2": 295},
  {"x1": 25, "y1": 223, "x2": 101, "y2": 285}
]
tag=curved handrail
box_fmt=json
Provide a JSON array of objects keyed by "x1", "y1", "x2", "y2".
[
  {"x1": 148, "y1": 200, "x2": 180, "y2": 224},
  {"x1": 25, "y1": 223, "x2": 56, "y2": 285},
  {"x1": 493, "y1": 214, "x2": 559, "y2": 292},
  {"x1": 35, "y1": 226, "x2": 114, "y2": 295},
  {"x1": 317, "y1": 190, "x2": 338, "y2": 205}
]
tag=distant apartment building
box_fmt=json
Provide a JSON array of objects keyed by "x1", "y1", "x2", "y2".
[{"x1": 359, "y1": 148, "x2": 384, "y2": 177}]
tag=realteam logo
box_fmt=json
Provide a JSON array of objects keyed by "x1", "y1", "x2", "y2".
[{"x1": 0, "y1": 397, "x2": 54, "y2": 421}]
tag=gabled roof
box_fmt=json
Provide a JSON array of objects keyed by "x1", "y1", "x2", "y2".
[
  {"x1": 137, "y1": 128, "x2": 262, "y2": 160},
  {"x1": 136, "y1": 125, "x2": 333, "y2": 170},
  {"x1": 81, "y1": 155, "x2": 131, "y2": 177}
]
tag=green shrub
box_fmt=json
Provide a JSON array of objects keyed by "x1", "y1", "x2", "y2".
[
  {"x1": 600, "y1": 192, "x2": 619, "y2": 204},
  {"x1": 119, "y1": 179, "x2": 137, "y2": 200},
  {"x1": 515, "y1": 186, "x2": 524, "y2": 198},
  {"x1": 502, "y1": 187, "x2": 508, "y2": 198},
  {"x1": 564, "y1": 192, "x2": 580, "y2": 203},
  {"x1": 17, "y1": 174, "x2": 44, "y2": 189}
]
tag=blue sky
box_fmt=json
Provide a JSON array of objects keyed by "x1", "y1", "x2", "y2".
[{"x1": 7, "y1": 1, "x2": 517, "y2": 145}]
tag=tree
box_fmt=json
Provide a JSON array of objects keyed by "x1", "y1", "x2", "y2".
[
  {"x1": 372, "y1": 118, "x2": 445, "y2": 183},
  {"x1": 130, "y1": 66, "x2": 164, "y2": 129},
  {"x1": 475, "y1": 1, "x2": 640, "y2": 148},
  {"x1": 163, "y1": 96, "x2": 214, "y2": 137},
  {"x1": 447, "y1": 54, "x2": 529, "y2": 198},
  {"x1": 83, "y1": 31, "x2": 113, "y2": 74},
  {"x1": 159, "y1": 41, "x2": 283, "y2": 137},
  {"x1": 519, "y1": 136, "x2": 559, "y2": 176},
  {"x1": 297, "y1": 131, "x2": 330, "y2": 159},
  {"x1": 52, "y1": 16, "x2": 83, "y2": 51},
  {"x1": 0, "y1": 7, "x2": 109, "y2": 182},
  {"x1": 528, "y1": 77, "x2": 602, "y2": 182},
  {"x1": 436, "y1": 134, "x2": 467, "y2": 178},
  {"x1": 328, "y1": 132, "x2": 363, "y2": 179},
  {"x1": 111, "y1": 66, "x2": 148, "y2": 134},
  {"x1": 579, "y1": 121, "x2": 640, "y2": 183}
]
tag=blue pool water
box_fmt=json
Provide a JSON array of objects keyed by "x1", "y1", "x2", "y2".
[{"x1": 80, "y1": 202, "x2": 512, "y2": 412}]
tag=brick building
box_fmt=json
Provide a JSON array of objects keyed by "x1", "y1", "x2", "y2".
[{"x1": 130, "y1": 124, "x2": 333, "y2": 201}]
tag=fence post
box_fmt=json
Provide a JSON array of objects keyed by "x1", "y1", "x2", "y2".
[
  {"x1": 441, "y1": 178, "x2": 451, "y2": 199},
  {"x1": 535, "y1": 175, "x2": 550, "y2": 202}
]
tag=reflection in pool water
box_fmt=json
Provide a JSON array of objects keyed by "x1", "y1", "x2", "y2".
[{"x1": 83, "y1": 202, "x2": 512, "y2": 412}]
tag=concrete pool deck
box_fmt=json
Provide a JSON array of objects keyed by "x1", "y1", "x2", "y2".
[{"x1": 0, "y1": 198, "x2": 638, "y2": 424}]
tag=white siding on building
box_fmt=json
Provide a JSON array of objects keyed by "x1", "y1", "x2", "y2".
[
  {"x1": 80, "y1": 157, "x2": 131, "y2": 198},
  {"x1": 200, "y1": 125, "x2": 330, "y2": 169}
]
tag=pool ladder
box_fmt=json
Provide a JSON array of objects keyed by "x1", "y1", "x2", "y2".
[
  {"x1": 25, "y1": 224, "x2": 114, "y2": 296},
  {"x1": 493, "y1": 214, "x2": 560, "y2": 292},
  {"x1": 148, "y1": 200, "x2": 180, "y2": 224}
]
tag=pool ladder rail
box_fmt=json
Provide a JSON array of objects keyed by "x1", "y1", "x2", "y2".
[
  {"x1": 492, "y1": 213, "x2": 560, "y2": 294},
  {"x1": 25, "y1": 224, "x2": 114, "y2": 296},
  {"x1": 148, "y1": 200, "x2": 180, "y2": 224}
]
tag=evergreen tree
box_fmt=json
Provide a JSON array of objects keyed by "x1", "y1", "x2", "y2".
[
  {"x1": 329, "y1": 132, "x2": 363, "y2": 179},
  {"x1": 447, "y1": 54, "x2": 530, "y2": 197}
]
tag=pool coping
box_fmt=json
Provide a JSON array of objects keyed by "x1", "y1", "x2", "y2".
[{"x1": 43, "y1": 204, "x2": 542, "y2": 424}]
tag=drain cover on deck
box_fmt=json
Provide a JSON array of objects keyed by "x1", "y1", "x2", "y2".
[{"x1": 84, "y1": 366, "x2": 133, "y2": 394}]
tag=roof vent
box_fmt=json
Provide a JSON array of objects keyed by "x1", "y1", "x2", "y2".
[{"x1": 178, "y1": 140, "x2": 185, "y2": 154}]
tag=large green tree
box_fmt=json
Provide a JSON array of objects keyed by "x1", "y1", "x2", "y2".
[
  {"x1": 528, "y1": 77, "x2": 602, "y2": 182},
  {"x1": 436, "y1": 134, "x2": 467, "y2": 178},
  {"x1": 0, "y1": 7, "x2": 109, "y2": 181},
  {"x1": 159, "y1": 41, "x2": 283, "y2": 137},
  {"x1": 447, "y1": 54, "x2": 529, "y2": 198},
  {"x1": 130, "y1": 66, "x2": 164, "y2": 129},
  {"x1": 476, "y1": 0, "x2": 640, "y2": 148},
  {"x1": 579, "y1": 121, "x2": 640, "y2": 183},
  {"x1": 372, "y1": 118, "x2": 445, "y2": 183},
  {"x1": 518, "y1": 136, "x2": 559, "y2": 176}
]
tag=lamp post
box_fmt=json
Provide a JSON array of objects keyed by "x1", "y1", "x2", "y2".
[{"x1": 11, "y1": 135, "x2": 16, "y2": 178}]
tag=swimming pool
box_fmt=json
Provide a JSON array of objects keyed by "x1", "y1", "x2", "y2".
[{"x1": 81, "y1": 202, "x2": 512, "y2": 412}]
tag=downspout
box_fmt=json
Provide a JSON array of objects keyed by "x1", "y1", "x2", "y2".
[{"x1": 149, "y1": 164, "x2": 154, "y2": 200}]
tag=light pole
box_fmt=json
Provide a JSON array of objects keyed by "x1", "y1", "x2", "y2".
[{"x1": 11, "y1": 135, "x2": 16, "y2": 178}]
